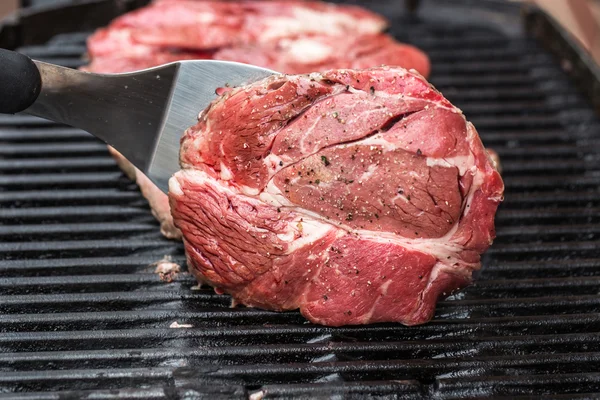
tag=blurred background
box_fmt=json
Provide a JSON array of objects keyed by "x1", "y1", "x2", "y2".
[
  {"x1": 2, "y1": 0, "x2": 600, "y2": 59},
  {"x1": 0, "y1": 0, "x2": 17, "y2": 19}
]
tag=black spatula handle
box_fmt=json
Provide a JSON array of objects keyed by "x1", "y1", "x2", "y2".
[{"x1": 0, "y1": 48, "x2": 42, "y2": 114}]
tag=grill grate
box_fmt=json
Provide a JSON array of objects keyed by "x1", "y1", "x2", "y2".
[{"x1": 3, "y1": 0, "x2": 600, "y2": 398}]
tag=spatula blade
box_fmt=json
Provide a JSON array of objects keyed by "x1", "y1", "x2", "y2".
[{"x1": 147, "y1": 60, "x2": 277, "y2": 193}]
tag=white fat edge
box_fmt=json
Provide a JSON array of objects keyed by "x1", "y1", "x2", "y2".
[
  {"x1": 218, "y1": 140, "x2": 225, "y2": 160},
  {"x1": 240, "y1": 185, "x2": 260, "y2": 196},
  {"x1": 111, "y1": 29, "x2": 131, "y2": 40},
  {"x1": 425, "y1": 262, "x2": 443, "y2": 288},
  {"x1": 168, "y1": 174, "x2": 184, "y2": 196},
  {"x1": 462, "y1": 168, "x2": 486, "y2": 218},
  {"x1": 423, "y1": 261, "x2": 472, "y2": 294},
  {"x1": 426, "y1": 155, "x2": 474, "y2": 176},
  {"x1": 298, "y1": 114, "x2": 324, "y2": 153},
  {"x1": 195, "y1": 11, "x2": 216, "y2": 24},
  {"x1": 343, "y1": 86, "x2": 370, "y2": 97},
  {"x1": 276, "y1": 230, "x2": 296, "y2": 242},
  {"x1": 308, "y1": 71, "x2": 325, "y2": 81},
  {"x1": 353, "y1": 222, "x2": 464, "y2": 264},
  {"x1": 391, "y1": 193, "x2": 410, "y2": 204},
  {"x1": 410, "y1": 262, "x2": 448, "y2": 318},
  {"x1": 275, "y1": 216, "x2": 336, "y2": 254},
  {"x1": 359, "y1": 282, "x2": 390, "y2": 323},
  {"x1": 219, "y1": 162, "x2": 233, "y2": 181},
  {"x1": 360, "y1": 133, "x2": 431, "y2": 156},
  {"x1": 356, "y1": 87, "x2": 460, "y2": 114},
  {"x1": 259, "y1": 180, "x2": 295, "y2": 208},
  {"x1": 257, "y1": 195, "x2": 468, "y2": 271},
  {"x1": 183, "y1": 132, "x2": 208, "y2": 166},
  {"x1": 263, "y1": 153, "x2": 286, "y2": 177},
  {"x1": 416, "y1": 257, "x2": 477, "y2": 316},
  {"x1": 281, "y1": 203, "x2": 467, "y2": 266},
  {"x1": 360, "y1": 300, "x2": 378, "y2": 324},
  {"x1": 423, "y1": 122, "x2": 493, "y2": 218},
  {"x1": 176, "y1": 170, "x2": 289, "y2": 239},
  {"x1": 291, "y1": 218, "x2": 334, "y2": 253},
  {"x1": 408, "y1": 171, "x2": 420, "y2": 180},
  {"x1": 259, "y1": 7, "x2": 378, "y2": 42},
  {"x1": 295, "y1": 100, "x2": 392, "y2": 152},
  {"x1": 487, "y1": 151, "x2": 499, "y2": 171},
  {"x1": 359, "y1": 164, "x2": 378, "y2": 182},
  {"x1": 306, "y1": 68, "x2": 461, "y2": 116},
  {"x1": 175, "y1": 168, "x2": 246, "y2": 198},
  {"x1": 107, "y1": 30, "x2": 153, "y2": 56},
  {"x1": 380, "y1": 279, "x2": 393, "y2": 296},
  {"x1": 176, "y1": 168, "x2": 210, "y2": 183},
  {"x1": 461, "y1": 122, "x2": 497, "y2": 216},
  {"x1": 358, "y1": 134, "x2": 397, "y2": 152},
  {"x1": 256, "y1": 178, "x2": 465, "y2": 262},
  {"x1": 282, "y1": 38, "x2": 332, "y2": 63},
  {"x1": 306, "y1": 253, "x2": 319, "y2": 261}
]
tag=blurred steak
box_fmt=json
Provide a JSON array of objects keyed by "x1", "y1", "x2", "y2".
[{"x1": 93, "y1": 0, "x2": 387, "y2": 52}]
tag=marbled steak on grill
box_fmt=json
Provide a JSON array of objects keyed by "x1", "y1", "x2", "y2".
[{"x1": 169, "y1": 66, "x2": 504, "y2": 326}]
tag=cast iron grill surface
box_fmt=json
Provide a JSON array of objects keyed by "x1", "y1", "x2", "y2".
[{"x1": 2, "y1": 1, "x2": 600, "y2": 399}]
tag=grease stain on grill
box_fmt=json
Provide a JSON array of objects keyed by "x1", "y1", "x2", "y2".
[{"x1": 2, "y1": 0, "x2": 600, "y2": 399}]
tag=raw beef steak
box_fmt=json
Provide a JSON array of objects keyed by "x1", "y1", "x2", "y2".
[{"x1": 169, "y1": 66, "x2": 504, "y2": 326}]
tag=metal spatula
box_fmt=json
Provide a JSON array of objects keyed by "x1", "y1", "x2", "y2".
[{"x1": 0, "y1": 49, "x2": 277, "y2": 193}]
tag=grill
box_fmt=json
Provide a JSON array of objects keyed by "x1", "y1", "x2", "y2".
[{"x1": 2, "y1": 0, "x2": 600, "y2": 398}]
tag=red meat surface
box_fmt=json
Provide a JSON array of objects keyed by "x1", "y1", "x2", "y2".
[
  {"x1": 88, "y1": 0, "x2": 387, "y2": 56},
  {"x1": 169, "y1": 67, "x2": 504, "y2": 326}
]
